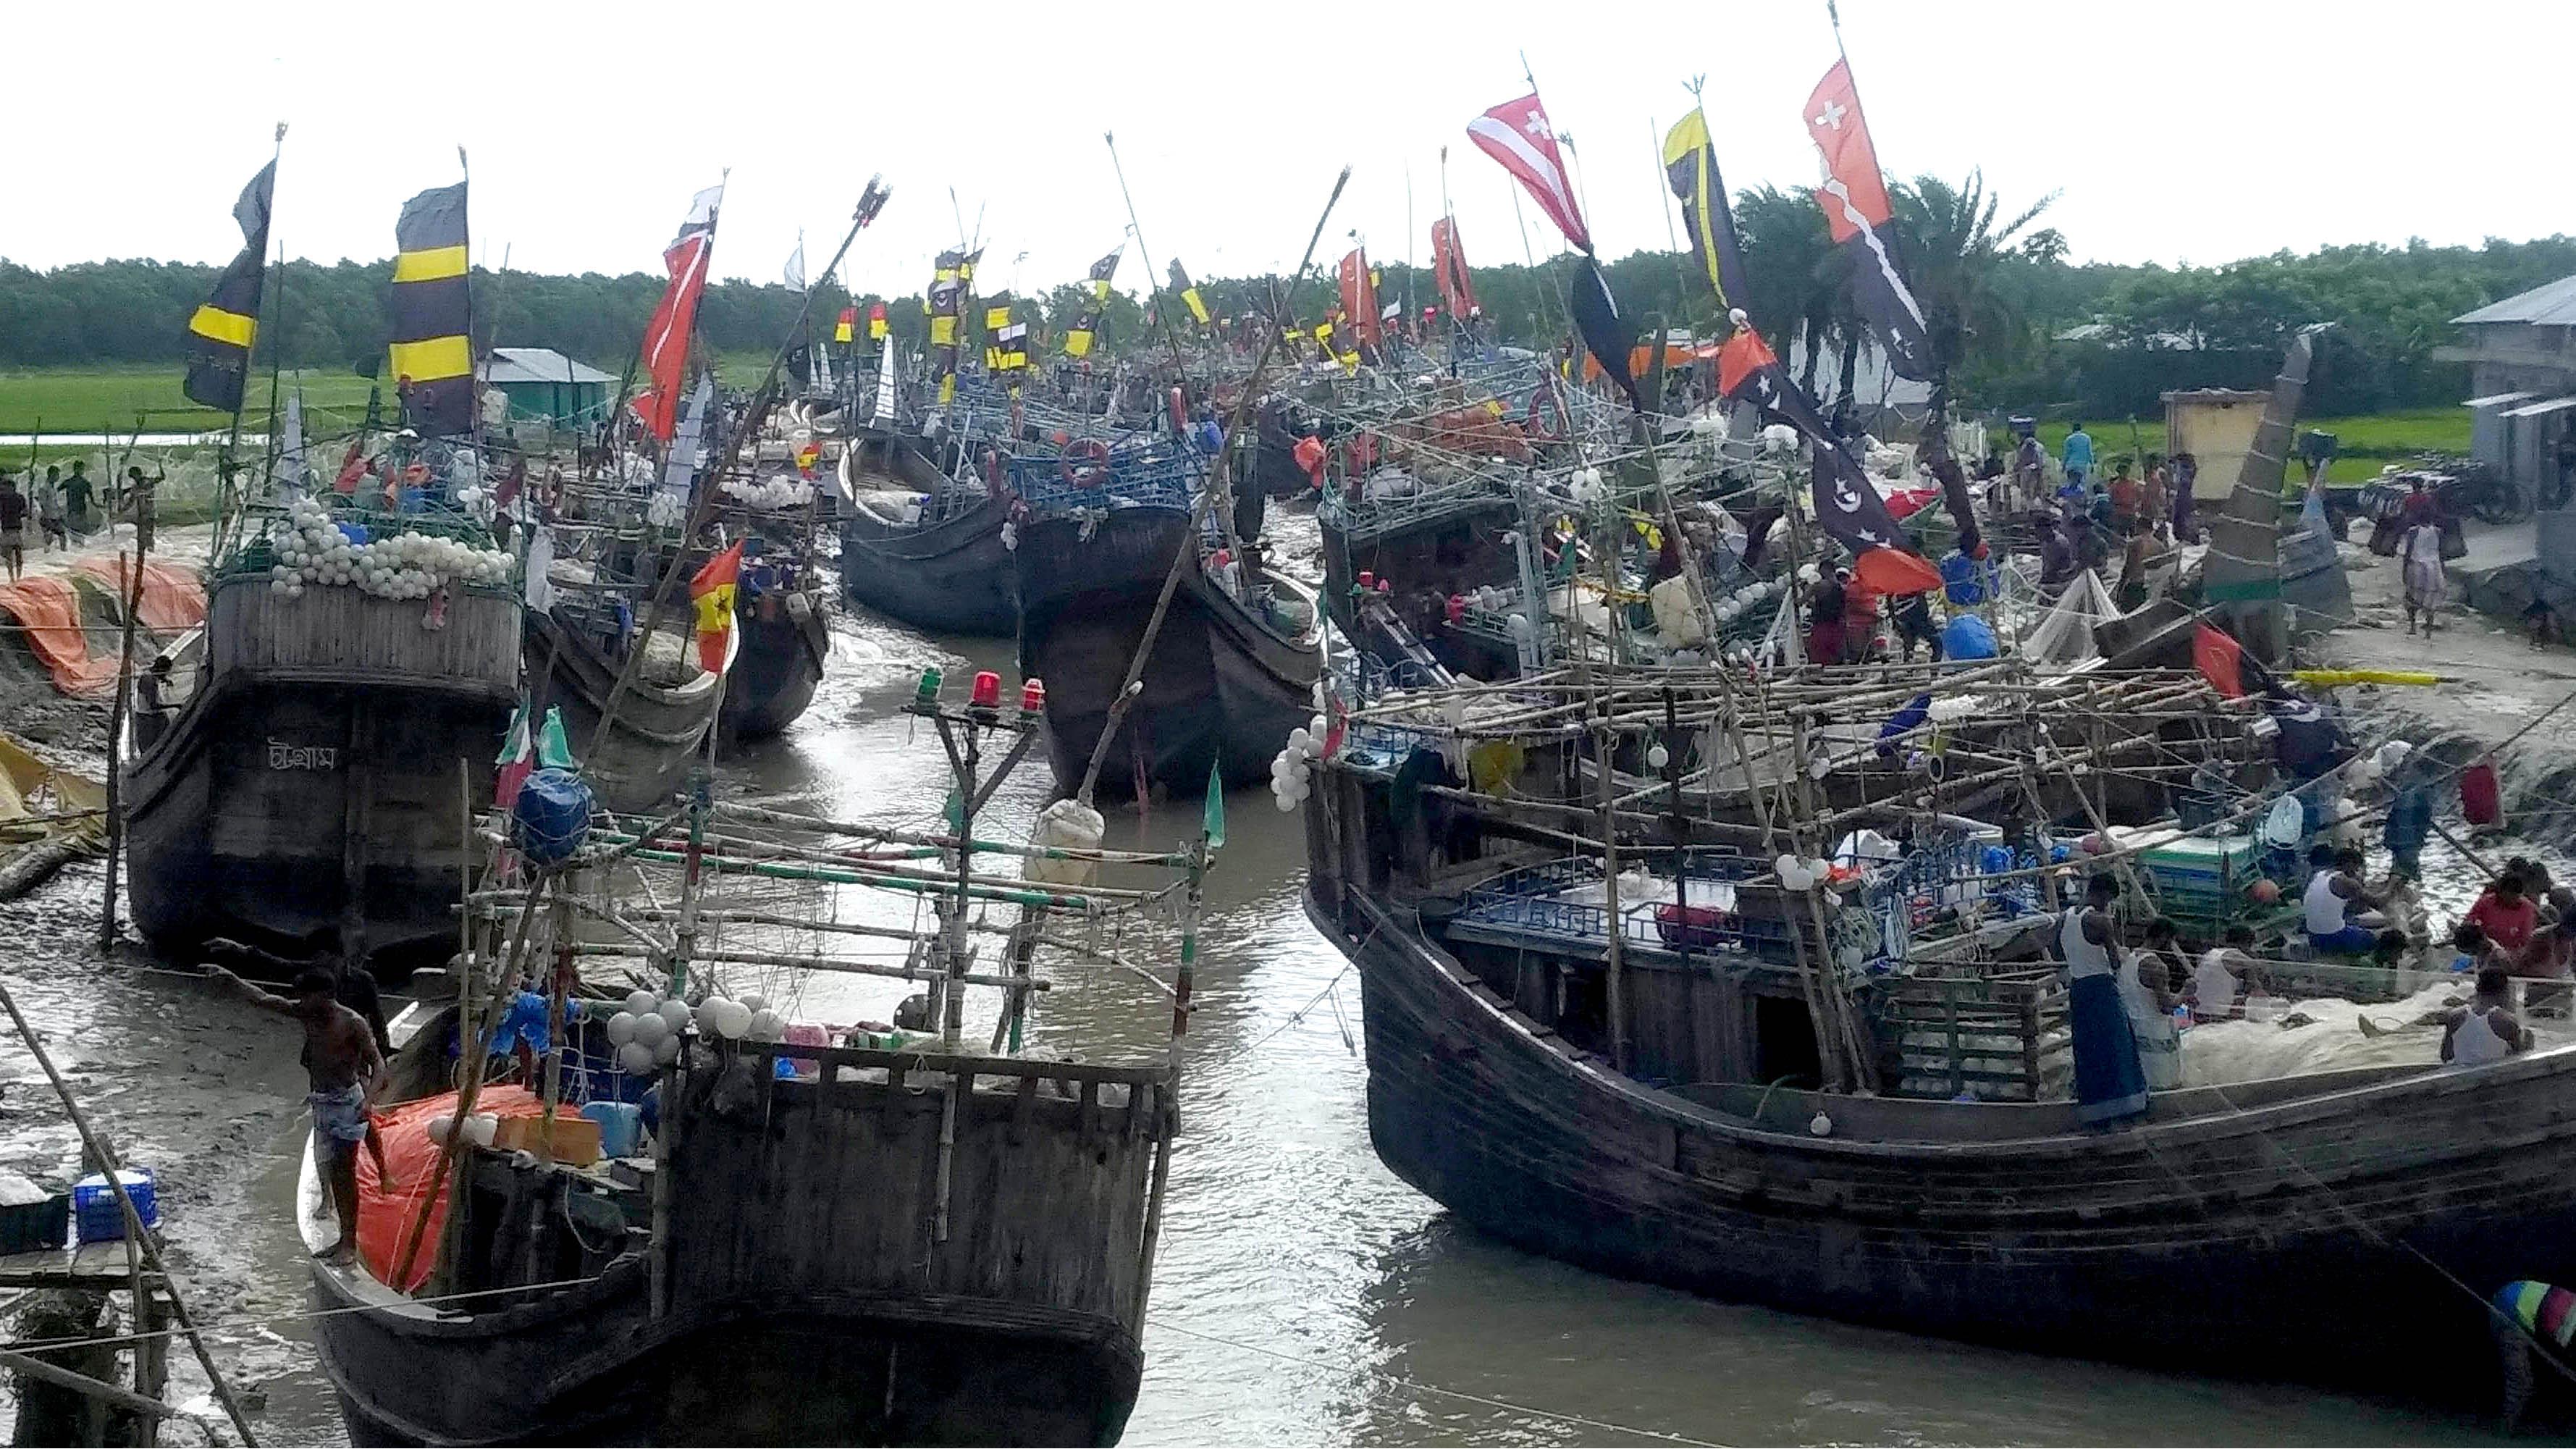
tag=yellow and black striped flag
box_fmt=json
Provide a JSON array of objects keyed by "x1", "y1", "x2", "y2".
[
  {"x1": 1167, "y1": 259, "x2": 1211, "y2": 328},
  {"x1": 181, "y1": 160, "x2": 277, "y2": 414},
  {"x1": 388, "y1": 182, "x2": 474, "y2": 434},
  {"x1": 1064, "y1": 248, "x2": 1121, "y2": 358}
]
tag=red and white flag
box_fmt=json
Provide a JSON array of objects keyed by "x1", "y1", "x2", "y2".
[
  {"x1": 1803, "y1": 60, "x2": 1931, "y2": 379},
  {"x1": 634, "y1": 183, "x2": 724, "y2": 442},
  {"x1": 1467, "y1": 93, "x2": 1590, "y2": 254}
]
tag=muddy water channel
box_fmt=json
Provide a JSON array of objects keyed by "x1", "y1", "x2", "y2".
[{"x1": 0, "y1": 605, "x2": 2548, "y2": 1445}]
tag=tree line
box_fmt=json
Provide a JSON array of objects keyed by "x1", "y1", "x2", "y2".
[{"x1": 5, "y1": 180, "x2": 2572, "y2": 421}]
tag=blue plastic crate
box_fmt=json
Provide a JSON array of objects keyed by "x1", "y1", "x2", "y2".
[{"x1": 72, "y1": 1169, "x2": 156, "y2": 1243}]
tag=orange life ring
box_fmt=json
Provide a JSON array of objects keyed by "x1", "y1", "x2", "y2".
[{"x1": 1060, "y1": 439, "x2": 1112, "y2": 488}]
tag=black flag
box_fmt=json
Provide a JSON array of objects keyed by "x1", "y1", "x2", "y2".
[
  {"x1": 1167, "y1": 259, "x2": 1211, "y2": 327},
  {"x1": 1811, "y1": 440, "x2": 1942, "y2": 594},
  {"x1": 1064, "y1": 249, "x2": 1120, "y2": 358},
  {"x1": 182, "y1": 161, "x2": 277, "y2": 414},
  {"x1": 1569, "y1": 256, "x2": 1641, "y2": 413},
  {"x1": 388, "y1": 181, "x2": 474, "y2": 434}
]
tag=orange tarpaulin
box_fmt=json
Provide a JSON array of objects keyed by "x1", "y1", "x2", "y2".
[
  {"x1": 356, "y1": 1085, "x2": 589, "y2": 1293},
  {"x1": 68, "y1": 558, "x2": 206, "y2": 633},
  {"x1": 0, "y1": 577, "x2": 117, "y2": 696}
]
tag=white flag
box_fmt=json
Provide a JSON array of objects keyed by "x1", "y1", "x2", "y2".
[
  {"x1": 783, "y1": 232, "x2": 806, "y2": 293},
  {"x1": 872, "y1": 335, "x2": 898, "y2": 427},
  {"x1": 278, "y1": 392, "x2": 307, "y2": 497},
  {"x1": 523, "y1": 521, "x2": 557, "y2": 612},
  {"x1": 658, "y1": 373, "x2": 717, "y2": 519}
]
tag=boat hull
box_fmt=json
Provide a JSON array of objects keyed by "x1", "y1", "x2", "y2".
[
  {"x1": 841, "y1": 500, "x2": 1017, "y2": 637},
  {"x1": 122, "y1": 576, "x2": 518, "y2": 973},
  {"x1": 1016, "y1": 508, "x2": 1318, "y2": 799},
  {"x1": 718, "y1": 591, "x2": 829, "y2": 742},
  {"x1": 525, "y1": 609, "x2": 722, "y2": 815},
  {"x1": 1305, "y1": 864, "x2": 2576, "y2": 1395}
]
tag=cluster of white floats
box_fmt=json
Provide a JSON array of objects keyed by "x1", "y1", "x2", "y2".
[
  {"x1": 1268, "y1": 713, "x2": 1330, "y2": 812},
  {"x1": 598, "y1": 988, "x2": 787, "y2": 1076},
  {"x1": 262, "y1": 500, "x2": 513, "y2": 600}
]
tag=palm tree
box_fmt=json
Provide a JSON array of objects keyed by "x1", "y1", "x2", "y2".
[
  {"x1": 1887, "y1": 170, "x2": 2061, "y2": 421},
  {"x1": 1729, "y1": 185, "x2": 1841, "y2": 395}
]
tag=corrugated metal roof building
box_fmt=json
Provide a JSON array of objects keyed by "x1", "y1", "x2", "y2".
[
  {"x1": 2437, "y1": 275, "x2": 2576, "y2": 510},
  {"x1": 483, "y1": 347, "x2": 616, "y2": 427}
]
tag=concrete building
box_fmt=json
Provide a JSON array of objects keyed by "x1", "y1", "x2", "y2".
[{"x1": 2441, "y1": 274, "x2": 2576, "y2": 511}]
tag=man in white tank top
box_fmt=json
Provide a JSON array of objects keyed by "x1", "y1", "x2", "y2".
[
  {"x1": 2443, "y1": 965, "x2": 2532, "y2": 1067},
  {"x1": 2304, "y1": 846, "x2": 2385, "y2": 954}
]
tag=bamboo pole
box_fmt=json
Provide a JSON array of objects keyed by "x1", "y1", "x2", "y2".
[{"x1": 96, "y1": 470, "x2": 153, "y2": 952}]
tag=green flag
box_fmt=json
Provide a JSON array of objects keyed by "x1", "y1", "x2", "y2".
[
  {"x1": 536, "y1": 706, "x2": 577, "y2": 768},
  {"x1": 1203, "y1": 760, "x2": 1225, "y2": 848}
]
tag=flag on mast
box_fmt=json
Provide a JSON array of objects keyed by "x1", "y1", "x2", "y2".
[
  {"x1": 783, "y1": 232, "x2": 806, "y2": 292},
  {"x1": 1065, "y1": 248, "x2": 1121, "y2": 357},
  {"x1": 835, "y1": 306, "x2": 856, "y2": 344},
  {"x1": 690, "y1": 540, "x2": 744, "y2": 675},
  {"x1": 1804, "y1": 59, "x2": 1932, "y2": 380},
  {"x1": 1465, "y1": 93, "x2": 1588, "y2": 252},
  {"x1": 1338, "y1": 248, "x2": 1381, "y2": 350},
  {"x1": 387, "y1": 181, "x2": 475, "y2": 434},
  {"x1": 1167, "y1": 259, "x2": 1211, "y2": 328},
  {"x1": 1661, "y1": 109, "x2": 1749, "y2": 310},
  {"x1": 182, "y1": 159, "x2": 277, "y2": 414},
  {"x1": 867, "y1": 301, "x2": 888, "y2": 340},
  {"x1": 635, "y1": 183, "x2": 723, "y2": 442},
  {"x1": 1428, "y1": 216, "x2": 1478, "y2": 320}
]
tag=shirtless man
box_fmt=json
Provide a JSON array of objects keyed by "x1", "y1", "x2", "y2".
[{"x1": 210, "y1": 965, "x2": 387, "y2": 1263}]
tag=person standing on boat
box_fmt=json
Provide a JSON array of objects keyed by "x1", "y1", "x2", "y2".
[
  {"x1": 205, "y1": 965, "x2": 387, "y2": 1264},
  {"x1": 2304, "y1": 846, "x2": 2388, "y2": 954},
  {"x1": 2119, "y1": 917, "x2": 2187, "y2": 1089},
  {"x1": 1806, "y1": 568, "x2": 1850, "y2": 665},
  {"x1": 2061, "y1": 873, "x2": 2148, "y2": 1124}
]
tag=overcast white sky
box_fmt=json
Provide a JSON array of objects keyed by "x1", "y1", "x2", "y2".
[{"x1": 7, "y1": 0, "x2": 2569, "y2": 309}]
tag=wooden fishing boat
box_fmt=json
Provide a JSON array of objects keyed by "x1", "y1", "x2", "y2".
[
  {"x1": 1297, "y1": 667, "x2": 2576, "y2": 1399},
  {"x1": 523, "y1": 604, "x2": 721, "y2": 816},
  {"x1": 838, "y1": 431, "x2": 1017, "y2": 637},
  {"x1": 122, "y1": 563, "x2": 519, "y2": 974},
  {"x1": 718, "y1": 588, "x2": 829, "y2": 741},
  {"x1": 300, "y1": 1032, "x2": 1170, "y2": 1446},
  {"x1": 1016, "y1": 502, "x2": 1321, "y2": 800},
  {"x1": 1320, "y1": 486, "x2": 1525, "y2": 681},
  {"x1": 298, "y1": 681, "x2": 1200, "y2": 1445}
]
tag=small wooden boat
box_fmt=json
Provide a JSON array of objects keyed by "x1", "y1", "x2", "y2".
[
  {"x1": 838, "y1": 432, "x2": 1017, "y2": 637},
  {"x1": 1016, "y1": 503, "x2": 1321, "y2": 800},
  {"x1": 123, "y1": 565, "x2": 518, "y2": 973},
  {"x1": 524, "y1": 604, "x2": 721, "y2": 816},
  {"x1": 302, "y1": 1030, "x2": 1171, "y2": 1446},
  {"x1": 300, "y1": 682, "x2": 1199, "y2": 1445}
]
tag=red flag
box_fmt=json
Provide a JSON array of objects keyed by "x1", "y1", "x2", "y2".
[
  {"x1": 1466, "y1": 93, "x2": 1590, "y2": 253},
  {"x1": 1339, "y1": 248, "x2": 1381, "y2": 349},
  {"x1": 636, "y1": 185, "x2": 723, "y2": 443},
  {"x1": 1431, "y1": 216, "x2": 1478, "y2": 319},
  {"x1": 2193, "y1": 623, "x2": 2247, "y2": 700},
  {"x1": 1716, "y1": 327, "x2": 1781, "y2": 400},
  {"x1": 834, "y1": 306, "x2": 856, "y2": 344},
  {"x1": 689, "y1": 541, "x2": 744, "y2": 676}
]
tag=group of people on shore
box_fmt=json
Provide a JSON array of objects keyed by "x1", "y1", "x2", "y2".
[{"x1": 0, "y1": 458, "x2": 146, "y2": 581}]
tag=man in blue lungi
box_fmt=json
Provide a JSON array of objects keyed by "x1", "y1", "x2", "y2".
[{"x1": 2061, "y1": 873, "x2": 2148, "y2": 1125}]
